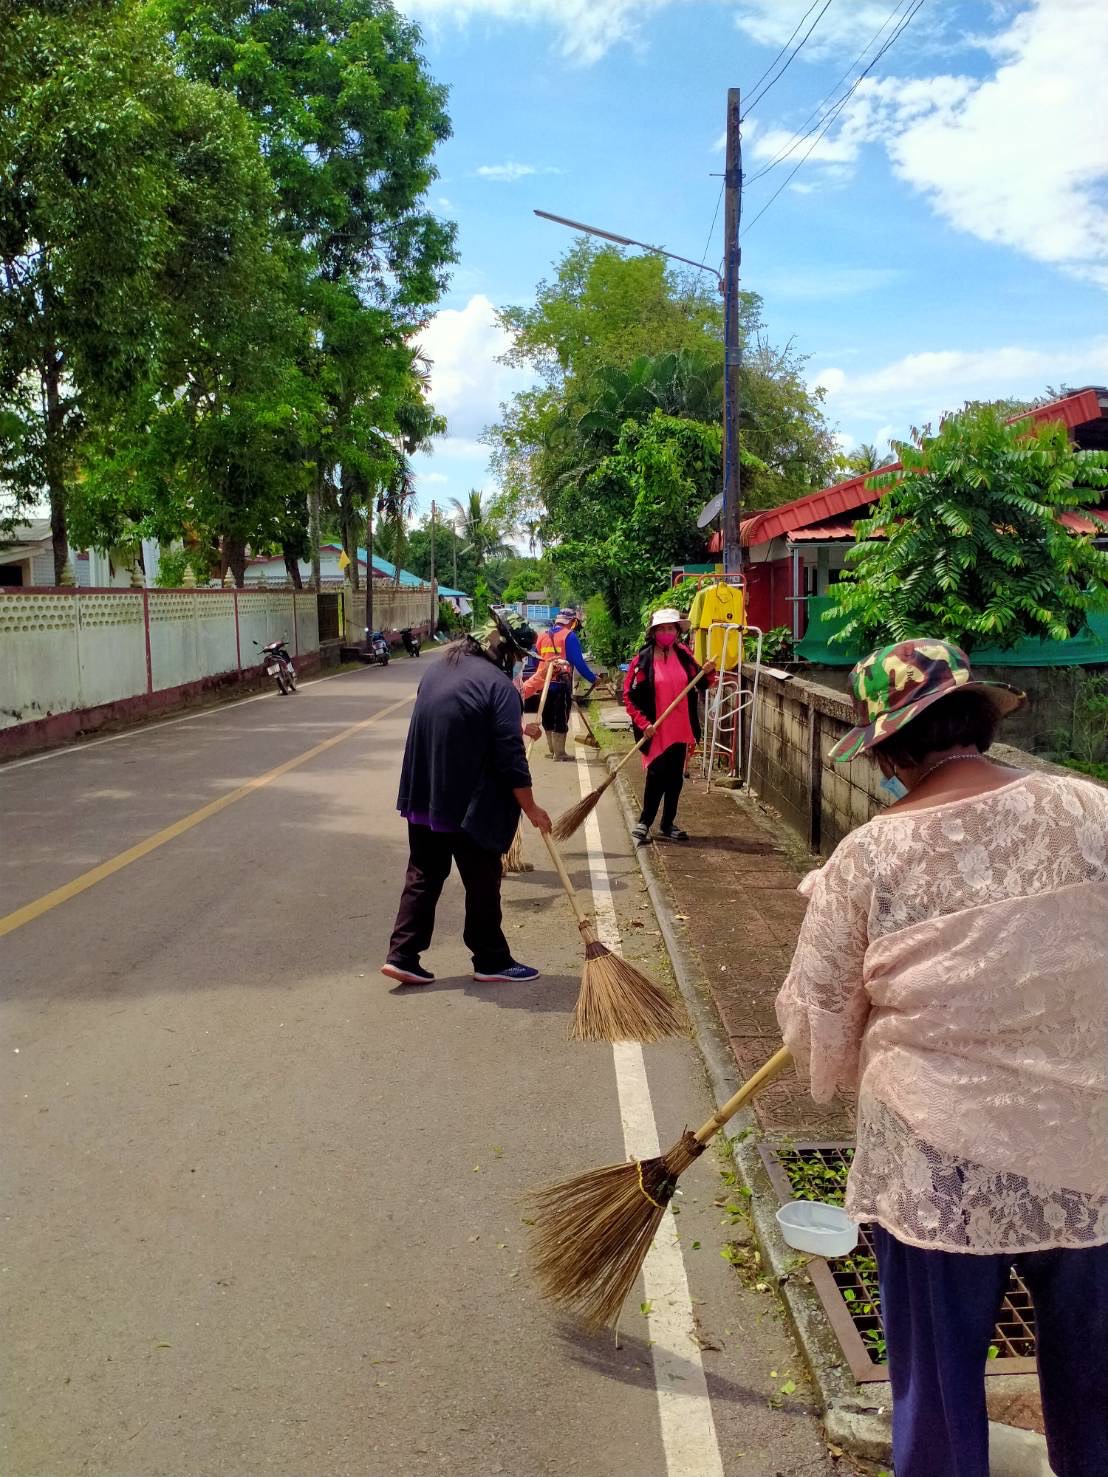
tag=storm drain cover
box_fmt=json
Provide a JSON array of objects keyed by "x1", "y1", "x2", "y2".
[{"x1": 760, "y1": 1143, "x2": 1038, "y2": 1382}]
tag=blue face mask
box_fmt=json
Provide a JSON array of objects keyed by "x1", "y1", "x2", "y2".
[{"x1": 879, "y1": 772, "x2": 909, "y2": 802}]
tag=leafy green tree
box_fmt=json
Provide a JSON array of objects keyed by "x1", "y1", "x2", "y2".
[
  {"x1": 450, "y1": 490, "x2": 515, "y2": 571},
  {"x1": 0, "y1": 0, "x2": 276, "y2": 579},
  {"x1": 499, "y1": 240, "x2": 727, "y2": 384},
  {"x1": 552, "y1": 412, "x2": 721, "y2": 655},
  {"x1": 499, "y1": 557, "x2": 553, "y2": 604},
  {"x1": 489, "y1": 241, "x2": 834, "y2": 561},
  {"x1": 829, "y1": 407, "x2": 1108, "y2": 651},
  {"x1": 158, "y1": 0, "x2": 457, "y2": 581},
  {"x1": 739, "y1": 338, "x2": 837, "y2": 509}
]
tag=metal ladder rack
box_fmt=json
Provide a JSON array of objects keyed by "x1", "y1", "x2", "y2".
[{"x1": 701, "y1": 622, "x2": 764, "y2": 793}]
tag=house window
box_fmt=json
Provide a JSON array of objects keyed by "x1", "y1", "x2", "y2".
[{"x1": 0, "y1": 563, "x2": 24, "y2": 587}]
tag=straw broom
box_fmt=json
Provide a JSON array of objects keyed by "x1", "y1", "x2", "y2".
[
  {"x1": 528, "y1": 1046, "x2": 792, "y2": 1327},
  {"x1": 551, "y1": 665, "x2": 712, "y2": 842},
  {"x1": 540, "y1": 832, "x2": 688, "y2": 1044},
  {"x1": 503, "y1": 658, "x2": 556, "y2": 875}
]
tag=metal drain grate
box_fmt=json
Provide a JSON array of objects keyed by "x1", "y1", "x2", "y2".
[{"x1": 760, "y1": 1143, "x2": 1038, "y2": 1383}]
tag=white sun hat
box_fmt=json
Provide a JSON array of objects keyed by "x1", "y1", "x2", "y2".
[{"x1": 649, "y1": 607, "x2": 683, "y2": 628}]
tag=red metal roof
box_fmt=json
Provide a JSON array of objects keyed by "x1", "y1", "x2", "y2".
[
  {"x1": 1060, "y1": 508, "x2": 1108, "y2": 535},
  {"x1": 741, "y1": 387, "x2": 1107, "y2": 548},
  {"x1": 787, "y1": 518, "x2": 860, "y2": 541}
]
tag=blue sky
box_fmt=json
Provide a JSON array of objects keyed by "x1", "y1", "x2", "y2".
[{"x1": 403, "y1": 0, "x2": 1108, "y2": 521}]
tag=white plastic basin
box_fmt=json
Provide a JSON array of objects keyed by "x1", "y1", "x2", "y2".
[{"x1": 776, "y1": 1200, "x2": 859, "y2": 1258}]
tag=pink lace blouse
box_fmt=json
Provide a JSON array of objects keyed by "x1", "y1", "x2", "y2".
[{"x1": 775, "y1": 772, "x2": 1108, "y2": 1253}]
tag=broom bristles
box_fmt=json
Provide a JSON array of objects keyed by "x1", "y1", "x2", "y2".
[
  {"x1": 528, "y1": 1131, "x2": 706, "y2": 1327},
  {"x1": 551, "y1": 778, "x2": 610, "y2": 842},
  {"x1": 502, "y1": 820, "x2": 530, "y2": 874},
  {"x1": 570, "y1": 934, "x2": 688, "y2": 1043}
]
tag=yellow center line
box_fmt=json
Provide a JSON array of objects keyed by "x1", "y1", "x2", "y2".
[{"x1": 0, "y1": 693, "x2": 415, "y2": 939}]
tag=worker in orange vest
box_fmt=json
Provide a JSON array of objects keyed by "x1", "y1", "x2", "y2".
[{"x1": 521, "y1": 608, "x2": 599, "y2": 760}]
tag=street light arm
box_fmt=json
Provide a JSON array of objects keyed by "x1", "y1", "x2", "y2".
[{"x1": 533, "y1": 210, "x2": 723, "y2": 291}]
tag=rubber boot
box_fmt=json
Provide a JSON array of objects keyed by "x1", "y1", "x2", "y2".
[
  {"x1": 552, "y1": 732, "x2": 569, "y2": 762},
  {"x1": 545, "y1": 729, "x2": 556, "y2": 758}
]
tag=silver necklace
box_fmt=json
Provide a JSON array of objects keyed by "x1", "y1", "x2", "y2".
[{"x1": 915, "y1": 752, "x2": 994, "y2": 785}]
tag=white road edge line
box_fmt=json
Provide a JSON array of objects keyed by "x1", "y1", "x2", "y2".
[
  {"x1": 574, "y1": 728, "x2": 725, "y2": 1477},
  {"x1": 0, "y1": 662, "x2": 385, "y2": 773}
]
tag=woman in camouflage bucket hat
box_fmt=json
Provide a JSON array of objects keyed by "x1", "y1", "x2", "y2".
[{"x1": 776, "y1": 637, "x2": 1108, "y2": 1477}]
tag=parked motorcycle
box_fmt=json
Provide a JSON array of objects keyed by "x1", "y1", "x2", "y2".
[
  {"x1": 255, "y1": 638, "x2": 297, "y2": 695},
  {"x1": 400, "y1": 627, "x2": 422, "y2": 658},
  {"x1": 363, "y1": 628, "x2": 391, "y2": 666}
]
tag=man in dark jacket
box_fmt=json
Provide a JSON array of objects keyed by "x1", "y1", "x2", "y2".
[{"x1": 382, "y1": 609, "x2": 552, "y2": 986}]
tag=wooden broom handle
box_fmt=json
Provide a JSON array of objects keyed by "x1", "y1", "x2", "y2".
[
  {"x1": 525, "y1": 660, "x2": 556, "y2": 758},
  {"x1": 611, "y1": 667, "x2": 710, "y2": 780},
  {"x1": 540, "y1": 831, "x2": 589, "y2": 928},
  {"x1": 693, "y1": 1047, "x2": 793, "y2": 1145}
]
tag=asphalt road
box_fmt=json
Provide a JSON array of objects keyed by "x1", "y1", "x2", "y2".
[{"x1": 1, "y1": 655, "x2": 842, "y2": 1477}]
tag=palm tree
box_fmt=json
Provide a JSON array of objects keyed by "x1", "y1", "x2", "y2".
[{"x1": 449, "y1": 490, "x2": 514, "y2": 572}]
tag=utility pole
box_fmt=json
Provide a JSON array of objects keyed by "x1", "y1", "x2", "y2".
[
  {"x1": 452, "y1": 517, "x2": 458, "y2": 588},
  {"x1": 429, "y1": 499, "x2": 437, "y2": 633},
  {"x1": 365, "y1": 495, "x2": 374, "y2": 642},
  {"x1": 722, "y1": 86, "x2": 743, "y2": 578}
]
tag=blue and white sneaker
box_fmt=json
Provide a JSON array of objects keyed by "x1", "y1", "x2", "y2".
[{"x1": 473, "y1": 961, "x2": 541, "y2": 983}]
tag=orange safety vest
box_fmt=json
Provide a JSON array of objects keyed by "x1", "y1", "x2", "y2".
[{"x1": 523, "y1": 624, "x2": 573, "y2": 698}]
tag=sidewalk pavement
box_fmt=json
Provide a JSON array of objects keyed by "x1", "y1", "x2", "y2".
[{"x1": 582, "y1": 698, "x2": 1053, "y2": 1476}]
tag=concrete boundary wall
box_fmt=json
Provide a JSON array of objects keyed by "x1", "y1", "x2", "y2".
[
  {"x1": 343, "y1": 586, "x2": 435, "y2": 641},
  {"x1": 0, "y1": 587, "x2": 321, "y2": 758},
  {"x1": 745, "y1": 666, "x2": 1106, "y2": 856}
]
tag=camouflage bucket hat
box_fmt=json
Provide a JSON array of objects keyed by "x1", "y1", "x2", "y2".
[{"x1": 828, "y1": 638, "x2": 1025, "y2": 763}]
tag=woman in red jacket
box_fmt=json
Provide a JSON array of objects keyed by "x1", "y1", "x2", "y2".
[{"x1": 624, "y1": 608, "x2": 714, "y2": 843}]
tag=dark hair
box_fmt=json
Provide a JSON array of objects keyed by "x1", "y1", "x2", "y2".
[
  {"x1": 447, "y1": 633, "x2": 483, "y2": 665},
  {"x1": 873, "y1": 689, "x2": 1000, "y2": 767}
]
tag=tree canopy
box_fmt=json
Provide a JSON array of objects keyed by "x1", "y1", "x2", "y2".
[
  {"x1": 487, "y1": 239, "x2": 831, "y2": 657},
  {"x1": 1, "y1": 0, "x2": 456, "y2": 584}
]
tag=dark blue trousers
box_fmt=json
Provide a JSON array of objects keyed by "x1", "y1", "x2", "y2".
[{"x1": 873, "y1": 1227, "x2": 1108, "y2": 1477}]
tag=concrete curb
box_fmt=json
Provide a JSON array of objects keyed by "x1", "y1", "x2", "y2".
[{"x1": 607, "y1": 757, "x2": 1054, "y2": 1477}]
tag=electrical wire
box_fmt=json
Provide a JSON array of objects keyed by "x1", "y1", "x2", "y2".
[
  {"x1": 741, "y1": 0, "x2": 822, "y2": 105},
  {"x1": 745, "y1": 0, "x2": 914, "y2": 187},
  {"x1": 701, "y1": 183, "x2": 724, "y2": 266},
  {"x1": 744, "y1": 0, "x2": 926, "y2": 231},
  {"x1": 742, "y1": 0, "x2": 836, "y2": 116}
]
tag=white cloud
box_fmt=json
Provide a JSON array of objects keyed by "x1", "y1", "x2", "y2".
[
  {"x1": 405, "y1": 0, "x2": 672, "y2": 64},
  {"x1": 749, "y1": 0, "x2": 1108, "y2": 284},
  {"x1": 811, "y1": 336, "x2": 1108, "y2": 434},
  {"x1": 416, "y1": 294, "x2": 532, "y2": 443},
  {"x1": 421, "y1": 471, "x2": 450, "y2": 485},
  {"x1": 474, "y1": 161, "x2": 563, "y2": 183}
]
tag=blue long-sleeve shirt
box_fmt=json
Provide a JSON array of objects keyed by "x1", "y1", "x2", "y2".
[{"x1": 562, "y1": 629, "x2": 597, "y2": 684}]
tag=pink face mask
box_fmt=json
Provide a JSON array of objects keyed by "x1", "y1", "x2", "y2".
[{"x1": 654, "y1": 629, "x2": 677, "y2": 648}]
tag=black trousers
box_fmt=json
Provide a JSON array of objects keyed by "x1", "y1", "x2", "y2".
[
  {"x1": 387, "y1": 823, "x2": 512, "y2": 974},
  {"x1": 545, "y1": 685, "x2": 572, "y2": 733},
  {"x1": 639, "y1": 742, "x2": 686, "y2": 830}
]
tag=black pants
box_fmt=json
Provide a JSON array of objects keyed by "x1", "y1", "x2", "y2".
[
  {"x1": 387, "y1": 823, "x2": 512, "y2": 974},
  {"x1": 523, "y1": 683, "x2": 571, "y2": 733},
  {"x1": 639, "y1": 742, "x2": 686, "y2": 830}
]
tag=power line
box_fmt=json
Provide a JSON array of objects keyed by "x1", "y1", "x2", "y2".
[
  {"x1": 745, "y1": 0, "x2": 914, "y2": 187},
  {"x1": 743, "y1": 0, "x2": 836, "y2": 116},
  {"x1": 701, "y1": 183, "x2": 724, "y2": 267},
  {"x1": 744, "y1": 0, "x2": 926, "y2": 231},
  {"x1": 741, "y1": 0, "x2": 821, "y2": 104}
]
